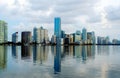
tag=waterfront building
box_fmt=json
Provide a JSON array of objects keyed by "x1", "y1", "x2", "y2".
[
  {"x1": 21, "y1": 31, "x2": 32, "y2": 45},
  {"x1": 97, "y1": 36, "x2": 105, "y2": 44},
  {"x1": 33, "y1": 26, "x2": 49, "y2": 44},
  {"x1": 33, "y1": 27, "x2": 37, "y2": 43},
  {"x1": 0, "y1": 20, "x2": 8, "y2": 43},
  {"x1": 12, "y1": 32, "x2": 18, "y2": 43},
  {"x1": 92, "y1": 32, "x2": 96, "y2": 44},
  {"x1": 87, "y1": 32, "x2": 96, "y2": 44},
  {"x1": 44, "y1": 29, "x2": 49, "y2": 44},
  {"x1": 112, "y1": 39, "x2": 120, "y2": 45},
  {"x1": 87, "y1": 32, "x2": 93, "y2": 44},
  {"x1": 51, "y1": 35, "x2": 56, "y2": 44},
  {"x1": 54, "y1": 17, "x2": 61, "y2": 45},
  {"x1": 82, "y1": 28, "x2": 87, "y2": 44},
  {"x1": 69, "y1": 34, "x2": 74, "y2": 44},
  {"x1": 73, "y1": 34, "x2": 81, "y2": 44},
  {"x1": 61, "y1": 30, "x2": 65, "y2": 38},
  {"x1": 64, "y1": 34, "x2": 70, "y2": 44},
  {"x1": 97, "y1": 36, "x2": 110, "y2": 45},
  {"x1": 73, "y1": 31, "x2": 82, "y2": 44}
]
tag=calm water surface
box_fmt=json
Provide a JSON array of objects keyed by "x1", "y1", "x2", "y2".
[{"x1": 0, "y1": 45, "x2": 120, "y2": 78}]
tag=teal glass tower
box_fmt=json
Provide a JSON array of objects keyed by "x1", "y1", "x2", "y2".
[
  {"x1": 54, "y1": 17, "x2": 61, "y2": 45},
  {"x1": 54, "y1": 17, "x2": 61, "y2": 72},
  {"x1": 54, "y1": 17, "x2": 61, "y2": 38},
  {"x1": 82, "y1": 28, "x2": 87, "y2": 43}
]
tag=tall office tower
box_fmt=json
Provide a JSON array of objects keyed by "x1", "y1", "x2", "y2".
[
  {"x1": 40, "y1": 27, "x2": 44, "y2": 43},
  {"x1": 54, "y1": 17, "x2": 61, "y2": 45},
  {"x1": 87, "y1": 32, "x2": 93, "y2": 44},
  {"x1": 87, "y1": 31, "x2": 96, "y2": 44},
  {"x1": 82, "y1": 28, "x2": 87, "y2": 44},
  {"x1": 33, "y1": 27, "x2": 37, "y2": 43},
  {"x1": 12, "y1": 32, "x2": 18, "y2": 43},
  {"x1": 44, "y1": 29, "x2": 49, "y2": 44},
  {"x1": 92, "y1": 31, "x2": 96, "y2": 45},
  {"x1": 0, "y1": 20, "x2": 8, "y2": 43},
  {"x1": 21, "y1": 31, "x2": 32, "y2": 45},
  {"x1": 54, "y1": 17, "x2": 61, "y2": 72}
]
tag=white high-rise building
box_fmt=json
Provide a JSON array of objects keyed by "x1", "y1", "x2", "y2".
[
  {"x1": 33, "y1": 26, "x2": 49, "y2": 44},
  {"x1": 0, "y1": 20, "x2": 8, "y2": 43}
]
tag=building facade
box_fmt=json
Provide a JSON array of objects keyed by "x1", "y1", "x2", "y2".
[
  {"x1": 12, "y1": 32, "x2": 18, "y2": 43},
  {"x1": 82, "y1": 28, "x2": 87, "y2": 44},
  {"x1": 33, "y1": 27, "x2": 49, "y2": 44},
  {"x1": 0, "y1": 20, "x2": 8, "y2": 43},
  {"x1": 21, "y1": 31, "x2": 32, "y2": 45},
  {"x1": 54, "y1": 17, "x2": 61, "y2": 45}
]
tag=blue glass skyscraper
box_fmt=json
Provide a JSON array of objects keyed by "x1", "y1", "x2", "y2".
[
  {"x1": 54, "y1": 17, "x2": 61, "y2": 72},
  {"x1": 82, "y1": 28, "x2": 87, "y2": 43},
  {"x1": 54, "y1": 17, "x2": 61, "y2": 45},
  {"x1": 33, "y1": 27, "x2": 37, "y2": 43},
  {"x1": 54, "y1": 17, "x2": 61, "y2": 38}
]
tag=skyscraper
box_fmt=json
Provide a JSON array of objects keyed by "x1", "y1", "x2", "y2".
[
  {"x1": 92, "y1": 31, "x2": 96, "y2": 44},
  {"x1": 0, "y1": 20, "x2": 8, "y2": 43},
  {"x1": 44, "y1": 29, "x2": 49, "y2": 43},
  {"x1": 33, "y1": 27, "x2": 37, "y2": 43},
  {"x1": 33, "y1": 26, "x2": 49, "y2": 44},
  {"x1": 54, "y1": 17, "x2": 61, "y2": 72},
  {"x1": 54, "y1": 17, "x2": 61, "y2": 45},
  {"x1": 82, "y1": 28, "x2": 87, "y2": 44},
  {"x1": 87, "y1": 32, "x2": 93, "y2": 44},
  {"x1": 54, "y1": 17, "x2": 61, "y2": 38},
  {"x1": 12, "y1": 32, "x2": 18, "y2": 43},
  {"x1": 21, "y1": 31, "x2": 32, "y2": 45}
]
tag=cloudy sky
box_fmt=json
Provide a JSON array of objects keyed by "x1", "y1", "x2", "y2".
[{"x1": 0, "y1": 0, "x2": 120, "y2": 41}]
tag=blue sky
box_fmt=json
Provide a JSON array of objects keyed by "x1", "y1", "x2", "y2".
[{"x1": 0, "y1": 0, "x2": 120, "y2": 41}]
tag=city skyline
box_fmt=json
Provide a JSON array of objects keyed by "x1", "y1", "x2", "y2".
[
  {"x1": 0, "y1": 19, "x2": 119, "y2": 43},
  {"x1": 0, "y1": 0, "x2": 120, "y2": 41}
]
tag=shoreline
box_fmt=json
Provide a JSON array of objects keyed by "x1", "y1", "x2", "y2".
[{"x1": 0, "y1": 43, "x2": 120, "y2": 46}]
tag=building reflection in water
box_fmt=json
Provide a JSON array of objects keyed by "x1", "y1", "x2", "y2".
[
  {"x1": 62, "y1": 46, "x2": 73, "y2": 59},
  {"x1": 33, "y1": 45, "x2": 48, "y2": 64},
  {"x1": 97, "y1": 46, "x2": 110, "y2": 55},
  {"x1": 21, "y1": 45, "x2": 31, "y2": 59},
  {"x1": 82, "y1": 46, "x2": 87, "y2": 61},
  {"x1": 73, "y1": 45, "x2": 95, "y2": 62},
  {"x1": 12, "y1": 46, "x2": 18, "y2": 59},
  {"x1": 54, "y1": 45, "x2": 61, "y2": 73},
  {"x1": 0, "y1": 46, "x2": 7, "y2": 70},
  {"x1": 87, "y1": 45, "x2": 95, "y2": 59},
  {"x1": 73, "y1": 46, "x2": 82, "y2": 58}
]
